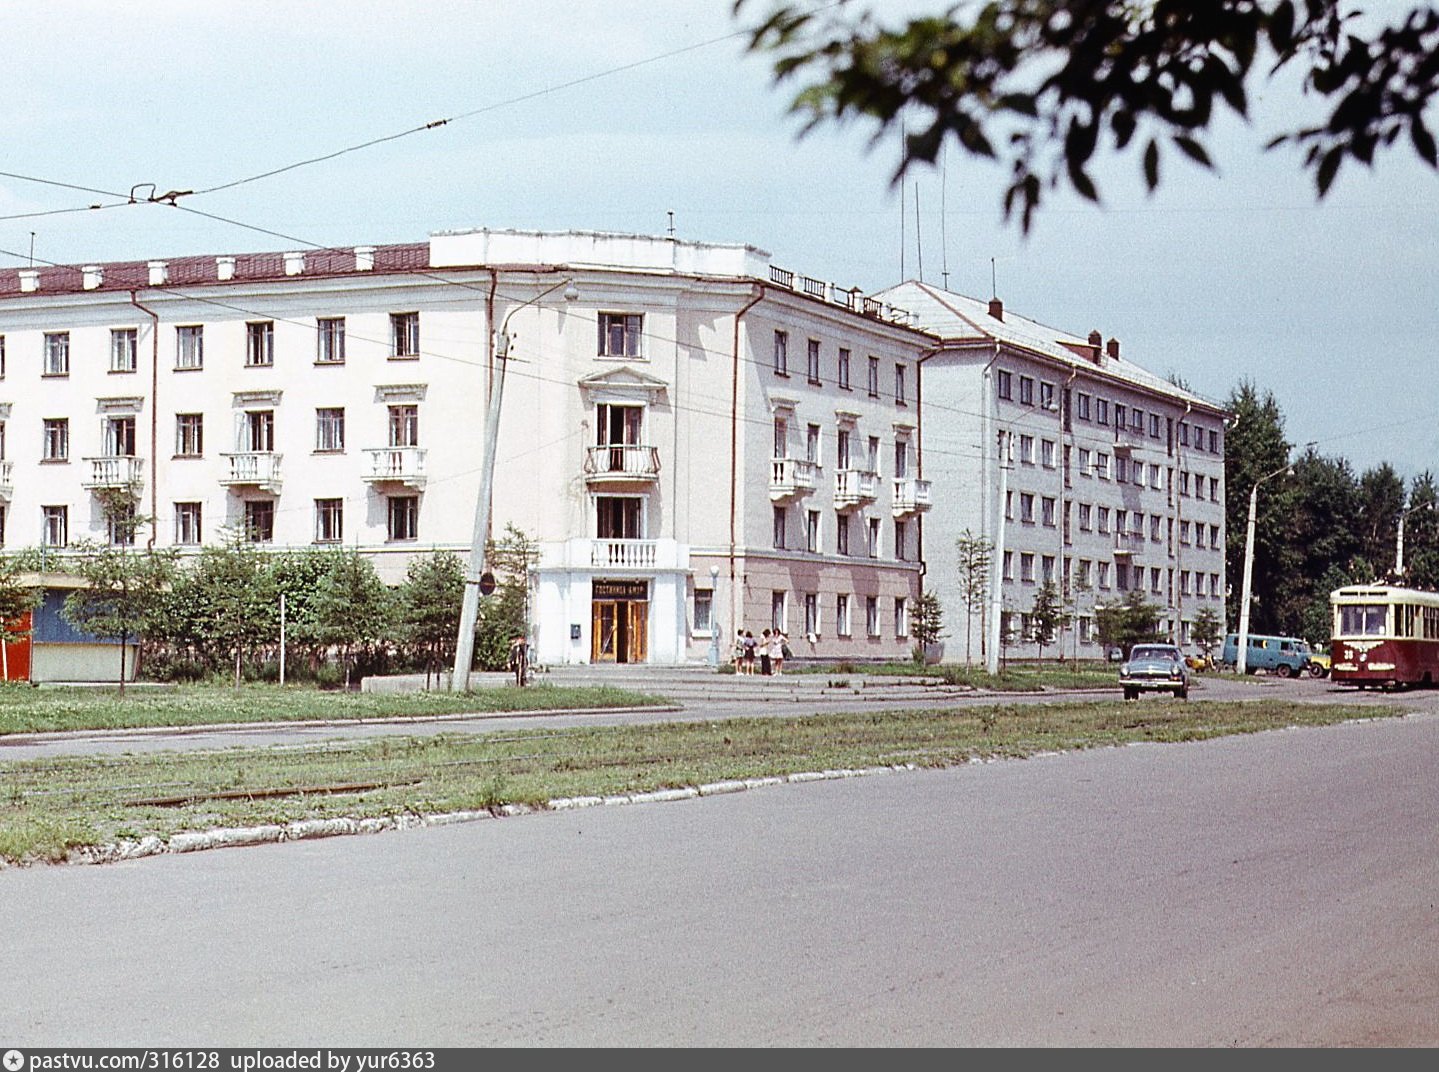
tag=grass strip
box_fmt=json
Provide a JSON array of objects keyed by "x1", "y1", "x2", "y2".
[
  {"x1": 0, "y1": 698, "x2": 1402, "y2": 865},
  {"x1": 0, "y1": 682, "x2": 671, "y2": 737}
]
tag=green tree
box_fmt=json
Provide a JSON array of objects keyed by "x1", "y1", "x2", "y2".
[
  {"x1": 267, "y1": 550, "x2": 336, "y2": 676},
  {"x1": 0, "y1": 557, "x2": 40, "y2": 677},
  {"x1": 1225, "y1": 380, "x2": 1297, "y2": 635},
  {"x1": 61, "y1": 543, "x2": 177, "y2": 694},
  {"x1": 312, "y1": 550, "x2": 394, "y2": 688},
  {"x1": 737, "y1": 1, "x2": 1439, "y2": 231},
  {"x1": 399, "y1": 550, "x2": 466, "y2": 687},
  {"x1": 172, "y1": 534, "x2": 278, "y2": 686},
  {"x1": 474, "y1": 525, "x2": 537, "y2": 672},
  {"x1": 954, "y1": 528, "x2": 993, "y2": 667},
  {"x1": 1095, "y1": 590, "x2": 1163, "y2": 659},
  {"x1": 911, "y1": 590, "x2": 944, "y2": 663},
  {"x1": 1192, "y1": 605, "x2": 1223, "y2": 664},
  {"x1": 1028, "y1": 580, "x2": 1068, "y2": 661}
]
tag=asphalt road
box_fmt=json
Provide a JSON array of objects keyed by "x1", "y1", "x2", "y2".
[{"x1": 2, "y1": 706, "x2": 1436, "y2": 1046}]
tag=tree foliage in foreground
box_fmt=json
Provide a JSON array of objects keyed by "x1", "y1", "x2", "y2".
[{"x1": 737, "y1": 0, "x2": 1439, "y2": 230}]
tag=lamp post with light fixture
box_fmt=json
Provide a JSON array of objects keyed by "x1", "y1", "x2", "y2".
[
  {"x1": 452, "y1": 277, "x2": 578, "y2": 691},
  {"x1": 1235, "y1": 461, "x2": 1297, "y2": 675},
  {"x1": 708, "y1": 564, "x2": 721, "y2": 668}
]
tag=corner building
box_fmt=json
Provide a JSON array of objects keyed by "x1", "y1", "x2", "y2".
[{"x1": 0, "y1": 230, "x2": 1223, "y2": 666}]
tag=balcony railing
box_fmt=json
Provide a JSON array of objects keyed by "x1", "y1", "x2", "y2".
[
  {"x1": 770, "y1": 457, "x2": 819, "y2": 501},
  {"x1": 362, "y1": 446, "x2": 428, "y2": 489},
  {"x1": 584, "y1": 444, "x2": 660, "y2": 482},
  {"x1": 892, "y1": 477, "x2": 933, "y2": 516},
  {"x1": 590, "y1": 539, "x2": 659, "y2": 569},
  {"x1": 0, "y1": 459, "x2": 13, "y2": 500},
  {"x1": 81, "y1": 455, "x2": 145, "y2": 489},
  {"x1": 1114, "y1": 531, "x2": 1145, "y2": 554},
  {"x1": 219, "y1": 451, "x2": 283, "y2": 491},
  {"x1": 833, "y1": 468, "x2": 879, "y2": 509}
]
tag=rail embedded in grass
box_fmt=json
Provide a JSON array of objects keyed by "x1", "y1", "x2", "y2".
[
  {"x1": 0, "y1": 698, "x2": 1404, "y2": 866},
  {"x1": 0, "y1": 682, "x2": 673, "y2": 737}
]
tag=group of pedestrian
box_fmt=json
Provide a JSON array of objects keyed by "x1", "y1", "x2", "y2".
[{"x1": 732, "y1": 628, "x2": 789, "y2": 675}]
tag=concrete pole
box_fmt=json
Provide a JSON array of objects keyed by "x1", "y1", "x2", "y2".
[
  {"x1": 1236, "y1": 481, "x2": 1259, "y2": 676},
  {"x1": 986, "y1": 430, "x2": 1009, "y2": 675}
]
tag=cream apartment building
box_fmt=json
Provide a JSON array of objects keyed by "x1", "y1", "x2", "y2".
[
  {"x1": 0, "y1": 230, "x2": 934, "y2": 667},
  {"x1": 877, "y1": 281, "x2": 1228, "y2": 665}
]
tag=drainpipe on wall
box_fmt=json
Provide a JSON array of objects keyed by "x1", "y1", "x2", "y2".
[
  {"x1": 914, "y1": 343, "x2": 943, "y2": 592},
  {"x1": 729, "y1": 284, "x2": 765, "y2": 643},
  {"x1": 129, "y1": 291, "x2": 160, "y2": 551}
]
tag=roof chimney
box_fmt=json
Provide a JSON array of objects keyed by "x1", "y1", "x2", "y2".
[
  {"x1": 987, "y1": 297, "x2": 1004, "y2": 321},
  {"x1": 283, "y1": 251, "x2": 305, "y2": 276},
  {"x1": 354, "y1": 246, "x2": 375, "y2": 271},
  {"x1": 216, "y1": 256, "x2": 236, "y2": 281},
  {"x1": 18, "y1": 269, "x2": 39, "y2": 293},
  {"x1": 83, "y1": 265, "x2": 103, "y2": 290},
  {"x1": 1106, "y1": 337, "x2": 1120, "y2": 359},
  {"x1": 148, "y1": 260, "x2": 169, "y2": 285}
]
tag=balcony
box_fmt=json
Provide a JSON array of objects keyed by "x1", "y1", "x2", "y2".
[
  {"x1": 545, "y1": 537, "x2": 685, "y2": 572},
  {"x1": 1112, "y1": 426, "x2": 1148, "y2": 454},
  {"x1": 589, "y1": 539, "x2": 663, "y2": 569},
  {"x1": 82, "y1": 455, "x2": 145, "y2": 490},
  {"x1": 362, "y1": 446, "x2": 428, "y2": 490},
  {"x1": 1114, "y1": 531, "x2": 1145, "y2": 555},
  {"x1": 892, "y1": 477, "x2": 933, "y2": 516},
  {"x1": 584, "y1": 444, "x2": 660, "y2": 485},
  {"x1": 219, "y1": 451, "x2": 283, "y2": 493},
  {"x1": 833, "y1": 468, "x2": 879, "y2": 510},
  {"x1": 770, "y1": 457, "x2": 819, "y2": 502},
  {"x1": 0, "y1": 459, "x2": 13, "y2": 501}
]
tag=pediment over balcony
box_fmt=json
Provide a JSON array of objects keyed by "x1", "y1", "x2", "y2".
[
  {"x1": 96, "y1": 396, "x2": 145, "y2": 414},
  {"x1": 233, "y1": 389, "x2": 282, "y2": 408},
  {"x1": 578, "y1": 366, "x2": 669, "y2": 404}
]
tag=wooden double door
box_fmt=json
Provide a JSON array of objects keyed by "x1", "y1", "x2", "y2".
[{"x1": 591, "y1": 582, "x2": 648, "y2": 663}]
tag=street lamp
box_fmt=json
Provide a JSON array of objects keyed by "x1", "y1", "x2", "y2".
[
  {"x1": 707, "y1": 564, "x2": 721, "y2": 668},
  {"x1": 1395, "y1": 500, "x2": 1435, "y2": 578},
  {"x1": 451, "y1": 277, "x2": 578, "y2": 691},
  {"x1": 1235, "y1": 461, "x2": 1295, "y2": 675}
]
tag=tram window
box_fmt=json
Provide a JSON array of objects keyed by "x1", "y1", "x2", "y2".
[{"x1": 1339, "y1": 604, "x2": 1387, "y2": 635}]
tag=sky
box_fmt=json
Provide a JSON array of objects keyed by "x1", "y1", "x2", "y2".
[{"x1": 4, "y1": 1, "x2": 1438, "y2": 481}]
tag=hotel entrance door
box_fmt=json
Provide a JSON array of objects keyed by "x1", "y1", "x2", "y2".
[{"x1": 591, "y1": 580, "x2": 649, "y2": 663}]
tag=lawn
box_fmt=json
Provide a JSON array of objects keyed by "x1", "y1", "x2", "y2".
[{"x1": 0, "y1": 697, "x2": 1401, "y2": 865}]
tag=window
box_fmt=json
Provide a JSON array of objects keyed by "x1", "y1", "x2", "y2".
[
  {"x1": 390, "y1": 312, "x2": 420, "y2": 359},
  {"x1": 244, "y1": 500, "x2": 275, "y2": 543},
  {"x1": 1194, "y1": 524, "x2": 1205, "y2": 549},
  {"x1": 175, "y1": 414, "x2": 203, "y2": 457},
  {"x1": 1019, "y1": 376, "x2": 1034, "y2": 405},
  {"x1": 1150, "y1": 515, "x2": 1162, "y2": 542},
  {"x1": 1095, "y1": 453, "x2": 1110, "y2": 479},
  {"x1": 804, "y1": 593, "x2": 820, "y2": 636},
  {"x1": 806, "y1": 509, "x2": 820, "y2": 553},
  {"x1": 315, "y1": 498, "x2": 344, "y2": 543},
  {"x1": 1042, "y1": 555, "x2": 1056, "y2": 584},
  {"x1": 867, "y1": 355, "x2": 880, "y2": 397},
  {"x1": 42, "y1": 505, "x2": 68, "y2": 548},
  {"x1": 1210, "y1": 523, "x2": 1221, "y2": 546},
  {"x1": 837, "y1": 428, "x2": 852, "y2": 470},
  {"x1": 111, "y1": 328, "x2": 138, "y2": 373},
  {"x1": 1114, "y1": 403, "x2": 1126, "y2": 429},
  {"x1": 1210, "y1": 477, "x2": 1220, "y2": 502},
  {"x1": 894, "y1": 519, "x2": 908, "y2": 560},
  {"x1": 867, "y1": 517, "x2": 880, "y2": 558},
  {"x1": 174, "y1": 502, "x2": 202, "y2": 546},
  {"x1": 807, "y1": 339, "x2": 821, "y2": 383},
  {"x1": 997, "y1": 369, "x2": 1013, "y2": 400},
  {"x1": 0, "y1": 335, "x2": 5, "y2": 378},
  {"x1": 894, "y1": 363, "x2": 907, "y2": 404},
  {"x1": 1020, "y1": 552, "x2": 1035, "y2": 582},
  {"x1": 1096, "y1": 399, "x2": 1109, "y2": 425},
  {"x1": 42, "y1": 418, "x2": 68, "y2": 461},
  {"x1": 894, "y1": 439, "x2": 909, "y2": 478},
  {"x1": 1115, "y1": 456, "x2": 1129, "y2": 483},
  {"x1": 1180, "y1": 520, "x2": 1192, "y2": 545},
  {"x1": 176, "y1": 325, "x2": 203, "y2": 369},
  {"x1": 694, "y1": 589, "x2": 714, "y2": 635},
  {"x1": 1078, "y1": 447, "x2": 1092, "y2": 476},
  {"x1": 1003, "y1": 550, "x2": 1014, "y2": 580},
  {"x1": 1149, "y1": 413, "x2": 1162, "y2": 438},
  {"x1": 806, "y1": 423, "x2": 820, "y2": 464},
  {"x1": 1039, "y1": 381, "x2": 1056, "y2": 410},
  {"x1": 316, "y1": 318, "x2": 346, "y2": 364},
  {"x1": 1097, "y1": 506, "x2": 1111, "y2": 533},
  {"x1": 1078, "y1": 503, "x2": 1093, "y2": 531},
  {"x1": 867, "y1": 435, "x2": 880, "y2": 475},
  {"x1": 43, "y1": 332, "x2": 70, "y2": 376},
  {"x1": 246, "y1": 321, "x2": 274, "y2": 367},
  {"x1": 773, "y1": 416, "x2": 788, "y2": 459},
  {"x1": 1116, "y1": 562, "x2": 1130, "y2": 591},
  {"x1": 836, "y1": 594, "x2": 851, "y2": 637},
  {"x1": 837, "y1": 513, "x2": 851, "y2": 556},
  {"x1": 773, "y1": 330, "x2": 789, "y2": 375},
  {"x1": 1019, "y1": 435, "x2": 1035, "y2": 464},
  {"x1": 1130, "y1": 407, "x2": 1143, "y2": 432},
  {"x1": 1209, "y1": 429, "x2": 1219, "y2": 453},
  {"x1": 1042, "y1": 496, "x2": 1056, "y2": 527},
  {"x1": 773, "y1": 505, "x2": 787, "y2": 550},
  {"x1": 1098, "y1": 561, "x2": 1111, "y2": 589},
  {"x1": 771, "y1": 590, "x2": 787, "y2": 633},
  {"x1": 895, "y1": 597, "x2": 909, "y2": 638},
  {"x1": 387, "y1": 495, "x2": 419, "y2": 541},
  {"x1": 1179, "y1": 422, "x2": 1190, "y2": 447},
  {"x1": 599, "y1": 313, "x2": 643, "y2": 358},
  {"x1": 105, "y1": 416, "x2": 137, "y2": 456},
  {"x1": 107, "y1": 502, "x2": 136, "y2": 547},
  {"x1": 1020, "y1": 493, "x2": 1035, "y2": 523},
  {"x1": 244, "y1": 410, "x2": 275, "y2": 452},
  {"x1": 865, "y1": 596, "x2": 879, "y2": 637},
  {"x1": 389, "y1": 405, "x2": 419, "y2": 447},
  {"x1": 838, "y1": 347, "x2": 851, "y2": 389},
  {"x1": 1077, "y1": 559, "x2": 1092, "y2": 587},
  {"x1": 1041, "y1": 439, "x2": 1056, "y2": 468},
  {"x1": 1077, "y1": 393, "x2": 1091, "y2": 420},
  {"x1": 1151, "y1": 567, "x2": 1163, "y2": 594},
  {"x1": 315, "y1": 407, "x2": 345, "y2": 452}
]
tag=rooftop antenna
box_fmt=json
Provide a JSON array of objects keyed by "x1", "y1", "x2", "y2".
[
  {"x1": 666, "y1": 210, "x2": 675, "y2": 238},
  {"x1": 899, "y1": 115, "x2": 907, "y2": 280},
  {"x1": 940, "y1": 144, "x2": 951, "y2": 290},
  {"x1": 914, "y1": 184, "x2": 924, "y2": 282},
  {"x1": 29, "y1": 232, "x2": 35, "y2": 267},
  {"x1": 991, "y1": 256, "x2": 997, "y2": 300}
]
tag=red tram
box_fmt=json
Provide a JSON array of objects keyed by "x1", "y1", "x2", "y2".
[{"x1": 1330, "y1": 584, "x2": 1439, "y2": 688}]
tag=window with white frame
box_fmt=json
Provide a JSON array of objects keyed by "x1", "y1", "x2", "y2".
[
  {"x1": 1078, "y1": 447, "x2": 1091, "y2": 475},
  {"x1": 694, "y1": 588, "x2": 714, "y2": 635},
  {"x1": 1042, "y1": 555, "x2": 1056, "y2": 584},
  {"x1": 806, "y1": 509, "x2": 820, "y2": 553},
  {"x1": 390, "y1": 312, "x2": 420, "y2": 359},
  {"x1": 314, "y1": 498, "x2": 344, "y2": 543},
  {"x1": 1097, "y1": 506, "x2": 1111, "y2": 533},
  {"x1": 836, "y1": 513, "x2": 851, "y2": 556},
  {"x1": 1096, "y1": 398, "x2": 1109, "y2": 425},
  {"x1": 1042, "y1": 496, "x2": 1056, "y2": 527},
  {"x1": 894, "y1": 438, "x2": 909, "y2": 478},
  {"x1": 174, "y1": 502, "x2": 202, "y2": 545},
  {"x1": 806, "y1": 423, "x2": 820, "y2": 464},
  {"x1": 867, "y1": 355, "x2": 880, "y2": 397},
  {"x1": 43, "y1": 332, "x2": 69, "y2": 376},
  {"x1": 42, "y1": 418, "x2": 68, "y2": 461},
  {"x1": 894, "y1": 596, "x2": 908, "y2": 638},
  {"x1": 1019, "y1": 376, "x2": 1034, "y2": 405},
  {"x1": 1180, "y1": 520, "x2": 1192, "y2": 545},
  {"x1": 997, "y1": 369, "x2": 1013, "y2": 399},
  {"x1": 894, "y1": 363, "x2": 907, "y2": 404},
  {"x1": 836, "y1": 593, "x2": 851, "y2": 637},
  {"x1": 244, "y1": 410, "x2": 275, "y2": 453},
  {"x1": 1077, "y1": 392, "x2": 1091, "y2": 420},
  {"x1": 1021, "y1": 552, "x2": 1037, "y2": 582},
  {"x1": 771, "y1": 590, "x2": 787, "y2": 632},
  {"x1": 773, "y1": 330, "x2": 789, "y2": 375},
  {"x1": 315, "y1": 407, "x2": 345, "y2": 453},
  {"x1": 107, "y1": 502, "x2": 137, "y2": 547},
  {"x1": 1019, "y1": 435, "x2": 1034, "y2": 464},
  {"x1": 1039, "y1": 381, "x2": 1056, "y2": 410},
  {"x1": 865, "y1": 596, "x2": 879, "y2": 637},
  {"x1": 868, "y1": 517, "x2": 880, "y2": 558},
  {"x1": 807, "y1": 339, "x2": 821, "y2": 383},
  {"x1": 804, "y1": 592, "x2": 819, "y2": 636},
  {"x1": 246, "y1": 321, "x2": 274, "y2": 367},
  {"x1": 244, "y1": 500, "x2": 275, "y2": 543},
  {"x1": 0, "y1": 334, "x2": 6, "y2": 378},
  {"x1": 175, "y1": 413, "x2": 203, "y2": 457},
  {"x1": 599, "y1": 313, "x2": 643, "y2": 358},
  {"x1": 894, "y1": 518, "x2": 908, "y2": 560},
  {"x1": 387, "y1": 495, "x2": 419, "y2": 541},
  {"x1": 1002, "y1": 549, "x2": 1014, "y2": 580},
  {"x1": 316, "y1": 318, "x2": 346, "y2": 364},
  {"x1": 42, "y1": 505, "x2": 67, "y2": 547},
  {"x1": 773, "y1": 505, "x2": 787, "y2": 550},
  {"x1": 1020, "y1": 493, "x2": 1035, "y2": 523},
  {"x1": 1041, "y1": 439, "x2": 1056, "y2": 468},
  {"x1": 1095, "y1": 452, "x2": 1110, "y2": 479},
  {"x1": 838, "y1": 348, "x2": 851, "y2": 389},
  {"x1": 176, "y1": 325, "x2": 203, "y2": 370},
  {"x1": 389, "y1": 404, "x2": 418, "y2": 447},
  {"x1": 104, "y1": 416, "x2": 136, "y2": 457},
  {"x1": 111, "y1": 328, "x2": 138, "y2": 373},
  {"x1": 773, "y1": 415, "x2": 788, "y2": 458},
  {"x1": 1098, "y1": 561, "x2": 1111, "y2": 588},
  {"x1": 1078, "y1": 503, "x2": 1092, "y2": 531}
]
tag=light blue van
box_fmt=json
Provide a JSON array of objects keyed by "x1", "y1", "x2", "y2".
[{"x1": 1220, "y1": 633, "x2": 1317, "y2": 677}]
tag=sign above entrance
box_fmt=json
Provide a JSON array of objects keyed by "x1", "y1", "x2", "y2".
[{"x1": 593, "y1": 579, "x2": 648, "y2": 600}]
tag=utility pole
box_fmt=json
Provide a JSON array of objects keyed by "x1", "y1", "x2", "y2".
[
  {"x1": 986, "y1": 429, "x2": 1011, "y2": 675},
  {"x1": 1236, "y1": 462, "x2": 1294, "y2": 675}
]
